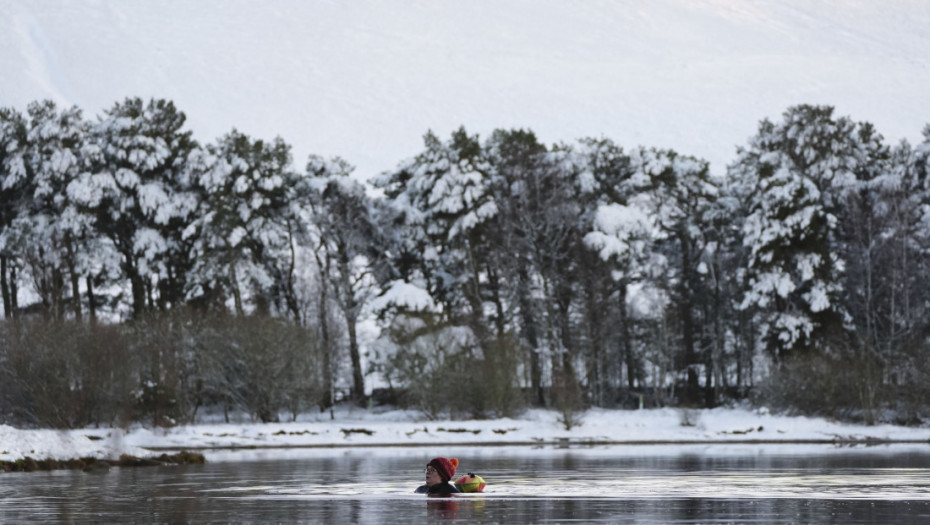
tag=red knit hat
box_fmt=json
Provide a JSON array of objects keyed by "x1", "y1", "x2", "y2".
[{"x1": 427, "y1": 457, "x2": 459, "y2": 482}]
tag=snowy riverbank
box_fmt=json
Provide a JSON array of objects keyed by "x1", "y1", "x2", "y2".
[{"x1": 3, "y1": 406, "x2": 929, "y2": 463}]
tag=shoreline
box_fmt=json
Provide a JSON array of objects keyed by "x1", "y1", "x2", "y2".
[
  {"x1": 5, "y1": 437, "x2": 929, "y2": 474},
  {"x1": 4, "y1": 406, "x2": 930, "y2": 468},
  {"x1": 1, "y1": 451, "x2": 206, "y2": 473},
  {"x1": 139, "y1": 437, "x2": 930, "y2": 451}
]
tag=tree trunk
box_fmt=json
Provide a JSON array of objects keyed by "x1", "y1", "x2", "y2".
[
  {"x1": 1, "y1": 256, "x2": 10, "y2": 318},
  {"x1": 487, "y1": 263, "x2": 507, "y2": 338},
  {"x1": 315, "y1": 250, "x2": 334, "y2": 413},
  {"x1": 10, "y1": 264, "x2": 18, "y2": 314},
  {"x1": 86, "y1": 275, "x2": 97, "y2": 323},
  {"x1": 148, "y1": 278, "x2": 156, "y2": 309},
  {"x1": 346, "y1": 310, "x2": 365, "y2": 404},
  {"x1": 617, "y1": 280, "x2": 636, "y2": 389},
  {"x1": 706, "y1": 257, "x2": 723, "y2": 406},
  {"x1": 127, "y1": 256, "x2": 146, "y2": 317},
  {"x1": 230, "y1": 264, "x2": 244, "y2": 316},
  {"x1": 283, "y1": 224, "x2": 302, "y2": 324},
  {"x1": 584, "y1": 279, "x2": 604, "y2": 406},
  {"x1": 52, "y1": 267, "x2": 65, "y2": 320},
  {"x1": 333, "y1": 244, "x2": 366, "y2": 405},
  {"x1": 556, "y1": 278, "x2": 575, "y2": 376},
  {"x1": 65, "y1": 234, "x2": 82, "y2": 320},
  {"x1": 162, "y1": 263, "x2": 176, "y2": 310},
  {"x1": 68, "y1": 267, "x2": 82, "y2": 320},
  {"x1": 678, "y1": 233, "x2": 699, "y2": 403},
  {"x1": 518, "y1": 266, "x2": 544, "y2": 406},
  {"x1": 704, "y1": 356, "x2": 715, "y2": 407},
  {"x1": 462, "y1": 237, "x2": 489, "y2": 344}
]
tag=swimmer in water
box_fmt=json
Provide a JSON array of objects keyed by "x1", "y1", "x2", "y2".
[{"x1": 415, "y1": 457, "x2": 461, "y2": 495}]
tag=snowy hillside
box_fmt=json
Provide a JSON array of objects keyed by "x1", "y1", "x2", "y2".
[{"x1": 1, "y1": 0, "x2": 928, "y2": 180}]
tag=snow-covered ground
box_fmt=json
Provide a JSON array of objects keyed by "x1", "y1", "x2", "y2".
[{"x1": 3, "y1": 406, "x2": 928, "y2": 463}]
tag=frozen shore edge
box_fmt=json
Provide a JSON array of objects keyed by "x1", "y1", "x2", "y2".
[
  {"x1": 138, "y1": 437, "x2": 930, "y2": 451},
  {"x1": 3, "y1": 407, "x2": 930, "y2": 467}
]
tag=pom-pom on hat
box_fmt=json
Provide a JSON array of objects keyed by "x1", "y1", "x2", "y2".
[{"x1": 428, "y1": 457, "x2": 459, "y2": 482}]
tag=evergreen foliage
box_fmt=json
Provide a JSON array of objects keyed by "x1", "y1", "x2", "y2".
[{"x1": 0, "y1": 98, "x2": 929, "y2": 427}]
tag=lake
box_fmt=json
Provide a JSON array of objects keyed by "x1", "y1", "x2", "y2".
[{"x1": 2, "y1": 444, "x2": 930, "y2": 523}]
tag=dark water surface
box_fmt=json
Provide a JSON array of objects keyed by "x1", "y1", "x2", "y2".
[{"x1": 2, "y1": 445, "x2": 930, "y2": 523}]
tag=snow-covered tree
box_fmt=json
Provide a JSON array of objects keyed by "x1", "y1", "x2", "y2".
[
  {"x1": 377, "y1": 128, "x2": 579, "y2": 406},
  {"x1": 706, "y1": 172, "x2": 755, "y2": 393},
  {"x1": 587, "y1": 146, "x2": 719, "y2": 404},
  {"x1": 731, "y1": 105, "x2": 862, "y2": 359},
  {"x1": 631, "y1": 148, "x2": 718, "y2": 402},
  {"x1": 571, "y1": 137, "x2": 637, "y2": 402},
  {"x1": 487, "y1": 129, "x2": 590, "y2": 397},
  {"x1": 184, "y1": 129, "x2": 302, "y2": 319},
  {"x1": 835, "y1": 122, "x2": 892, "y2": 352},
  {"x1": 77, "y1": 97, "x2": 197, "y2": 317},
  {"x1": 306, "y1": 155, "x2": 382, "y2": 404},
  {"x1": 0, "y1": 107, "x2": 28, "y2": 317},
  {"x1": 861, "y1": 126, "x2": 930, "y2": 404},
  {"x1": 372, "y1": 128, "x2": 502, "y2": 406},
  {"x1": 6, "y1": 101, "x2": 92, "y2": 319},
  {"x1": 374, "y1": 127, "x2": 494, "y2": 322}
]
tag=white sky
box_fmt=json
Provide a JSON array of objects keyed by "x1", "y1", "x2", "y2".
[{"x1": 2, "y1": 0, "x2": 929, "y2": 180}]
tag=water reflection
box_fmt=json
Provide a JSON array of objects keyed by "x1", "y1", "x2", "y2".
[{"x1": 2, "y1": 445, "x2": 930, "y2": 523}]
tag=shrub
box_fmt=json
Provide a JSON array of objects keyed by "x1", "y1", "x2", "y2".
[
  {"x1": 552, "y1": 366, "x2": 585, "y2": 430},
  {"x1": 0, "y1": 310, "x2": 326, "y2": 428},
  {"x1": 378, "y1": 318, "x2": 524, "y2": 420},
  {"x1": 0, "y1": 319, "x2": 132, "y2": 428},
  {"x1": 190, "y1": 312, "x2": 324, "y2": 423},
  {"x1": 753, "y1": 351, "x2": 887, "y2": 423}
]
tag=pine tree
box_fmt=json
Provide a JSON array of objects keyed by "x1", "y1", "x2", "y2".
[
  {"x1": 374, "y1": 127, "x2": 494, "y2": 322},
  {"x1": 0, "y1": 107, "x2": 28, "y2": 317},
  {"x1": 571, "y1": 137, "x2": 637, "y2": 402},
  {"x1": 485, "y1": 129, "x2": 591, "y2": 405},
  {"x1": 185, "y1": 129, "x2": 300, "y2": 318},
  {"x1": 579, "y1": 138, "x2": 642, "y2": 394},
  {"x1": 732, "y1": 105, "x2": 860, "y2": 359},
  {"x1": 631, "y1": 147, "x2": 718, "y2": 404},
  {"x1": 586, "y1": 146, "x2": 718, "y2": 404},
  {"x1": 12, "y1": 101, "x2": 90, "y2": 319},
  {"x1": 78, "y1": 97, "x2": 197, "y2": 317}
]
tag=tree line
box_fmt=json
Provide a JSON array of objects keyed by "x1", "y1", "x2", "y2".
[{"x1": 1, "y1": 98, "x2": 929, "y2": 428}]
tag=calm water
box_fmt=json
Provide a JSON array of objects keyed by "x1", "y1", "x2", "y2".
[{"x1": 2, "y1": 445, "x2": 930, "y2": 523}]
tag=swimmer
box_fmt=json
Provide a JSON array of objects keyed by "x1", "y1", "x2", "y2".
[{"x1": 415, "y1": 457, "x2": 461, "y2": 495}]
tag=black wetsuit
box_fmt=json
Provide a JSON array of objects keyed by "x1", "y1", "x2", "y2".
[{"x1": 415, "y1": 482, "x2": 460, "y2": 495}]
